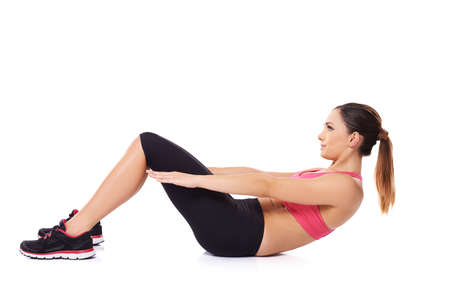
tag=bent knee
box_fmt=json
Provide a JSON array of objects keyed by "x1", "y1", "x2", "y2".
[{"x1": 140, "y1": 131, "x2": 157, "y2": 137}]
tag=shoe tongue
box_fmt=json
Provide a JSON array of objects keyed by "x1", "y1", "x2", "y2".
[{"x1": 58, "y1": 219, "x2": 67, "y2": 232}]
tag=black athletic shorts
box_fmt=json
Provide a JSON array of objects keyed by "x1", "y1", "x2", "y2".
[{"x1": 139, "y1": 131, "x2": 265, "y2": 257}]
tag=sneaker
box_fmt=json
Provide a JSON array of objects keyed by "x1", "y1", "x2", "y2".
[
  {"x1": 38, "y1": 209, "x2": 104, "y2": 245},
  {"x1": 20, "y1": 219, "x2": 96, "y2": 259}
]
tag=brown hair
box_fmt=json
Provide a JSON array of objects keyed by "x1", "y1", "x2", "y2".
[{"x1": 334, "y1": 102, "x2": 395, "y2": 215}]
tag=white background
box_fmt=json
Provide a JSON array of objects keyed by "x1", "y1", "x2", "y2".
[{"x1": 1, "y1": 0, "x2": 448, "y2": 299}]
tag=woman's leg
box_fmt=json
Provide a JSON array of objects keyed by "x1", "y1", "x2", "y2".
[
  {"x1": 65, "y1": 135, "x2": 148, "y2": 236},
  {"x1": 67, "y1": 131, "x2": 264, "y2": 257},
  {"x1": 138, "y1": 132, "x2": 264, "y2": 257}
]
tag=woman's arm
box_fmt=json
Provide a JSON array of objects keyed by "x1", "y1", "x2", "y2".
[
  {"x1": 207, "y1": 166, "x2": 260, "y2": 175},
  {"x1": 208, "y1": 166, "x2": 297, "y2": 177},
  {"x1": 196, "y1": 173, "x2": 270, "y2": 197}
]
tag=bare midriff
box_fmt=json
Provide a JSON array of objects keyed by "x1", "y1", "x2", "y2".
[{"x1": 254, "y1": 170, "x2": 363, "y2": 257}]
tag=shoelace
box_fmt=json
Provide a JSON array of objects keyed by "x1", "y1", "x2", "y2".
[
  {"x1": 41, "y1": 213, "x2": 73, "y2": 240},
  {"x1": 40, "y1": 227, "x2": 64, "y2": 249},
  {"x1": 41, "y1": 224, "x2": 64, "y2": 244}
]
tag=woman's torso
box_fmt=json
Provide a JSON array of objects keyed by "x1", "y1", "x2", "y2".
[{"x1": 254, "y1": 168, "x2": 363, "y2": 256}]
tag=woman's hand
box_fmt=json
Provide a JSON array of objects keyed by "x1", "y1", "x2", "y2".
[{"x1": 146, "y1": 169, "x2": 199, "y2": 188}]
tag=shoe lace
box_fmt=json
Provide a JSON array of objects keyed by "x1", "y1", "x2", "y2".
[{"x1": 41, "y1": 225, "x2": 60, "y2": 241}]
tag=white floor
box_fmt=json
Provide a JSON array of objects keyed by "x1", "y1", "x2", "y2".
[{"x1": 8, "y1": 200, "x2": 449, "y2": 300}]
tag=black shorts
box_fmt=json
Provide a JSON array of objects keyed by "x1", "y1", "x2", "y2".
[{"x1": 139, "y1": 132, "x2": 265, "y2": 257}]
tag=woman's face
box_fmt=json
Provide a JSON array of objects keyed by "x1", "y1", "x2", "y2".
[{"x1": 318, "y1": 109, "x2": 356, "y2": 159}]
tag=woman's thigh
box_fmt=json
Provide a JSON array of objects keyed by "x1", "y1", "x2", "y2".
[
  {"x1": 139, "y1": 132, "x2": 264, "y2": 257},
  {"x1": 139, "y1": 131, "x2": 235, "y2": 217}
]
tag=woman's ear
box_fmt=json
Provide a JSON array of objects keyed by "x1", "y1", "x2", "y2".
[{"x1": 350, "y1": 132, "x2": 360, "y2": 147}]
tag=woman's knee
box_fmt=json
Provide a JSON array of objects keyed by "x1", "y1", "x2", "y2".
[
  {"x1": 140, "y1": 131, "x2": 157, "y2": 139},
  {"x1": 139, "y1": 132, "x2": 159, "y2": 148}
]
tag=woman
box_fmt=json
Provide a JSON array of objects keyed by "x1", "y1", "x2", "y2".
[{"x1": 19, "y1": 102, "x2": 395, "y2": 259}]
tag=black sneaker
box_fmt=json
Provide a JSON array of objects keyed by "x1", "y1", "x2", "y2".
[
  {"x1": 20, "y1": 219, "x2": 96, "y2": 259},
  {"x1": 38, "y1": 209, "x2": 104, "y2": 245}
]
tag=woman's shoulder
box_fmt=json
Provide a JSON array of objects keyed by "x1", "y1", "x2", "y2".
[{"x1": 298, "y1": 167, "x2": 327, "y2": 175}]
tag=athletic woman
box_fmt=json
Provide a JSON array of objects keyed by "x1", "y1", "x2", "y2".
[{"x1": 19, "y1": 102, "x2": 395, "y2": 259}]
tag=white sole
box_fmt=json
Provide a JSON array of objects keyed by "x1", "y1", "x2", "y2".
[
  {"x1": 91, "y1": 235, "x2": 104, "y2": 245},
  {"x1": 20, "y1": 247, "x2": 96, "y2": 259}
]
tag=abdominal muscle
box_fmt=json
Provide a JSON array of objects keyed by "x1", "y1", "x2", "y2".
[
  {"x1": 254, "y1": 197, "x2": 316, "y2": 256},
  {"x1": 254, "y1": 196, "x2": 356, "y2": 257}
]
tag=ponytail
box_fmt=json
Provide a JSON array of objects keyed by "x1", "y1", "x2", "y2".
[{"x1": 375, "y1": 129, "x2": 396, "y2": 215}]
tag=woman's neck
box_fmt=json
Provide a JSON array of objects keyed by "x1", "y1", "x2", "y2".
[{"x1": 326, "y1": 158, "x2": 362, "y2": 175}]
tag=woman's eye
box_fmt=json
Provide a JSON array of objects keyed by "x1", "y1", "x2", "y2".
[{"x1": 327, "y1": 126, "x2": 333, "y2": 130}]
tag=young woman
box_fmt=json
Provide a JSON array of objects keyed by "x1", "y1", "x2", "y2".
[{"x1": 19, "y1": 102, "x2": 395, "y2": 259}]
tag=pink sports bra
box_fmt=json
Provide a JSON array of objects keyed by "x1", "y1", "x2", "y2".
[{"x1": 281, "y1": 168, "x2": 363, "y2": 240}]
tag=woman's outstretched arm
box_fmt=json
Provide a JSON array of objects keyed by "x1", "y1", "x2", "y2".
[
  {"x1": 208, "y1": 166, "x2": 297, "y2": 177},
  {"x1": 207, "y1": 166, "x2": 260, "y2": 175}
]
